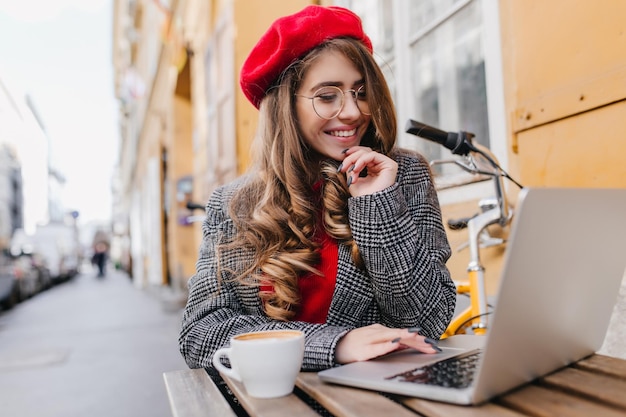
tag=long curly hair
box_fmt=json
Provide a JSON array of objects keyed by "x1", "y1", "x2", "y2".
[{"x1": 220, "y1": 38, "x2": 398, "y2": 321}]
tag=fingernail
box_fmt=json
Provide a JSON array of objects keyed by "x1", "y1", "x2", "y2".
[
  {"x1": 337, "y1": 163, "x2": 343, "y2": 172},
  {"x1": 431, "y1": 344, "x2": 442, "y2": 352},
  {"x1": 424, "y1": 337, "x2": 439, "y2": 346},
  {"x1": 391, "y1": 337, "x2": 401, "y2": 343},
  {"x1": 346, "y1": 176, "x2": 352, "y2": 187},
  {"x1": 408, "y1": 327, "x2": 422, "y2": 334},
  {"x1": 347, "y1": 164, "x2": 355, "y2": 173},
  {"x1": 342, "y1": 148, "x2": 349, "y2": 154}
]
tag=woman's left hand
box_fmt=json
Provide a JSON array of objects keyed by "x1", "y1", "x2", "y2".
[
  {"x1": 338, "y1": 147, "x2": 398, "y2": 197},
  {"x1": 334, "y1": 324, "x2": 441, "y2": 364}
]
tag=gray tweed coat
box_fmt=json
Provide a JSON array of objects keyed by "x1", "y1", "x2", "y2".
[{"x1": 179, "y1": 149, "x2": 456, "y2": 371}]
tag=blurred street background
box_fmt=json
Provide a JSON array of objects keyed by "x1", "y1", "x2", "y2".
[{"x1": 0, "y1": 262, "x2": 187, "y2": 417}]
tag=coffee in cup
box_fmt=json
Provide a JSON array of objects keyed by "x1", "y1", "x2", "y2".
[{"x1": 212, "y1": 330, "x2": 305, "y2": 398}]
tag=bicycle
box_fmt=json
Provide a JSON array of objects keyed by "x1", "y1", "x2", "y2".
[{"x1": 405, "y1": 119, "x2": 523, "y2": 338}]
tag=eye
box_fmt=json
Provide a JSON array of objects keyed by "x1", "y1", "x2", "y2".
[
  {"x1": 314, "y1": 88, "x2": 340, "y2": 103},
  {"x1": 356, "y1": 85, "x2": 367, "y2": 100}
]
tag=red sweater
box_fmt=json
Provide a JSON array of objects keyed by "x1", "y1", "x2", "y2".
[
  {"x1": 294, "y1": 225, "x2": 338, "y2": 323},
  {"x1": 260, "y1": 225, "x2": 338, "y2": 324}
]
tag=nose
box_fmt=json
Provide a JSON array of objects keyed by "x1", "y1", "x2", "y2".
[{"x1": 337, "y1": 91, "x2": 361, "y2": 120}]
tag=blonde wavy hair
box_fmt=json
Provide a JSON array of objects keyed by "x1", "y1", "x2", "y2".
[{"x1": 220, "y1": 38, "x2": 397, "y2": 321}]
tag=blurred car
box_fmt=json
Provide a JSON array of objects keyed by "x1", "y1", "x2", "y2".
[
  {"x1": 0, "y1": 250, "x2": 19, "y2": 310},
  {"x1": 11, "y1": 224, "x2": 80, "y2": 285},
  {"x1": 13, "y1": 249, "x2": 41, "y2": 301},
  {"x1": 21, "y1": 250, "x2": 52, "y2": 291},
  {"x1": 35, "y1": 224, "x2": 81, "y2": 282}
]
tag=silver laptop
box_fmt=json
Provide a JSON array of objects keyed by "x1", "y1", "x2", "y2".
[{"x1": 319, "y1": 187, "x2": 626, "y2": 405}]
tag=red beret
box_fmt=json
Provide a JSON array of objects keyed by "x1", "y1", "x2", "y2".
[{"x1": 240, "y1": 5, "x2": 373, "y2": 109}]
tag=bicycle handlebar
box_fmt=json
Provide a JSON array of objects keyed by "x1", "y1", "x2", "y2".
[
  {"x1": 405, "y1": 119, "x2": 474, "y2": 156},
  {"x1": 405, "y1": 119, "x2": 523, "y2": 190},
  {"x1": 186, "y1": 201, "x2": 205, "y2": 211}
]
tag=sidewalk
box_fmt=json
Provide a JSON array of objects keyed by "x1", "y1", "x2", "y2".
[{"x1": 0, "y1": 266, "x2": 188, "y2": 417}]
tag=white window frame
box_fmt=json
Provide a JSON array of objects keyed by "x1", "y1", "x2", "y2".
[{"x1": 204, "y1": 5, "x2": 237, "y2": 188}]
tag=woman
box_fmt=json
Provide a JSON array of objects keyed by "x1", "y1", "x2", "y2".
[{"x1": 179, "y1": 5, "x2": 456, "y2": 372}]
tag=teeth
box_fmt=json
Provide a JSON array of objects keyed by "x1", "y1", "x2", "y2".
[{"x1": 329, "y1": 128, "x2": 356, "y2": 137}]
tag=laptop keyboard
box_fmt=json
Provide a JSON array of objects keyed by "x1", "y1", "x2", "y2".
[{"x1": 385, "y1": 350, "x2": 482, "y2": 389}]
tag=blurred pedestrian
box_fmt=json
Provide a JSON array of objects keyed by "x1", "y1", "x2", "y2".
[{"x1": 91, "y1": 242, "x2": 108, "y2": 278}]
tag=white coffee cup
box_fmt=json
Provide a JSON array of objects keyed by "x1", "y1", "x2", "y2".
[{"x1": 212, "y1": 329, "x2": 305, "y2": 398}]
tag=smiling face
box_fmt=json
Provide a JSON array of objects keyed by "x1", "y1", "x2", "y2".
[{"x1": 295, "y1": 50, "x2": 372, "y2": 162}]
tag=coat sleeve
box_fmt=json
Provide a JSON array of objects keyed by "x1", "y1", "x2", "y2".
[
  {"x1": 178, "y1": 184, "x2": 350, "y2": 371},
  {"x1": 347, "y1": 151, "x2": 457, "y2": 338}
]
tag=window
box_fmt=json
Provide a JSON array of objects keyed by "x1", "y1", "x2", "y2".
[{"x1": 407, "y1": 0, "x2": 489, "y2": 165}]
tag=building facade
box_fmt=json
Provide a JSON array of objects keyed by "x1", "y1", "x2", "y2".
[
  {"x1": 0, "y1": 77, "x2": 47, "y2": 248},
  {"x1": 111, "y1": 0, "x2": 626, "y2": 294}
]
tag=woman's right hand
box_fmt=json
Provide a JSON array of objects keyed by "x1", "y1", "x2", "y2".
[
  {"x1": 338, "y1": 147, "x2": 398, "y2": 197},
  {"x1": 334, "y1": 324, "x2": 441, "y2": 364}
]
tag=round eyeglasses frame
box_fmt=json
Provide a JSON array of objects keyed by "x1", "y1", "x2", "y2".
[{"x1": 296, "y1": 85, "x2": 370, "y2": 120}]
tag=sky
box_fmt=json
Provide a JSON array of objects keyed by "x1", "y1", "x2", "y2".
[{"x1": 0, "y1": 0, "x2": 119, "y2": 225}]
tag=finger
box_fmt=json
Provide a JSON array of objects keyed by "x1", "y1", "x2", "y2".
[
  {"x1": 365, "y1": 329, "x2": 420, "y2": 347},
  {"x1": 343, "y1": 146, "x2": 371, "y2": 156},
  {"x1": 351, "y1": 325, "x2": 413, "y2": 345},
  {"x1": 371, "y1": 332, "x2": 433, "y2": 359},
  {"x1": 343, "y1": 155, "x2": 381, "y2": 185},
  {"x1": 395, "y1": 336, "x2": 443, "y2": 353},
  {"x1": 339, "y1": 147, "x2": 373, "y2": 170},
  {"x1": 362, "y1": 336, "x2": 414, "y2": 360},
  {"x1": 345, "y1": 336, "x2": 437, "y2": 363}
]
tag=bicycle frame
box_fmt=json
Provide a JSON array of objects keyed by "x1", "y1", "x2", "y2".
[
  {"x1": 443, "y1": 205, "x2": 500, "y2": 337},
  {"x1": 431, "y1": 144, "x2": 511, "y2": 338}
]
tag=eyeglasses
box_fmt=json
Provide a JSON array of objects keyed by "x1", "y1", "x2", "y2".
[{"x1": 296, "y1": 85, "x2": 370, "y2": 120}]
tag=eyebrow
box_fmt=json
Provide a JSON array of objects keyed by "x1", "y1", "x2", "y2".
[{"x1": 308, "y1": 79, "x2": 366, "y2": 92}]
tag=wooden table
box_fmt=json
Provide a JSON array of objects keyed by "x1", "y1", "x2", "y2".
[{"x1": 164, "y1": 353, "x2": 626, "y2": 417}]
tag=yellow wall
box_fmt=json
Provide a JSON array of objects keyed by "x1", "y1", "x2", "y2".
[
  {"x1": 517, "y1": 101, "x2": 626, "y2": 187},
  {"x1": 500, "y1": 0, "x2": 626, "y2": 187}
]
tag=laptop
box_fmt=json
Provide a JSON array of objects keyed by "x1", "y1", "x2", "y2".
[{"x1": 319, "y1": 187, "x2": 626, "y2": 405}]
